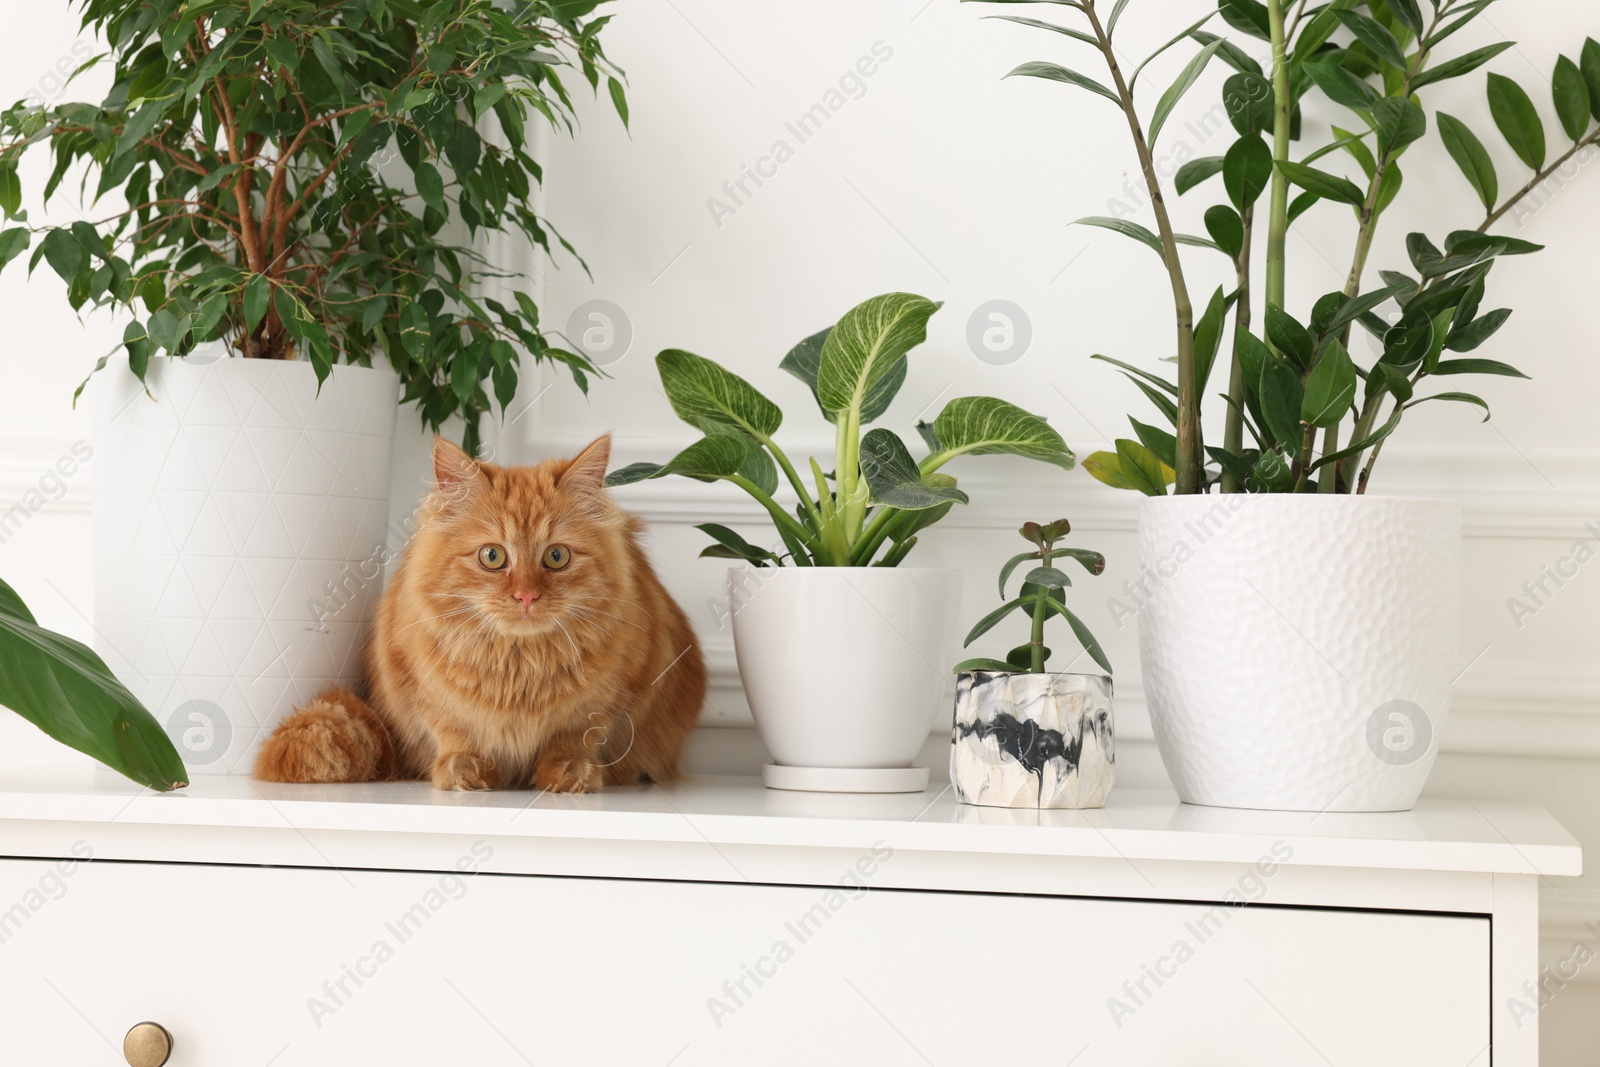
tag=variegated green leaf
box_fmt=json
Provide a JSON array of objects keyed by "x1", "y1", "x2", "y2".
[{"x1": 929, "y1": 396, "x2": 1076, "y2": 470}]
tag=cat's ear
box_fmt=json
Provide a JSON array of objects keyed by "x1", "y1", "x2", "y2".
[
  {"x1": 433, "y1": 437, "x2": 487, "y2": 495},
  {"x1": 562, "y1": 434, "x2": 612, "y2": 494}
]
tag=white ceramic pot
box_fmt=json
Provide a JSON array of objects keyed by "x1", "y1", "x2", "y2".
[
  {"x1": 91, "y1": 351, "x2": 399, "y2": 773},
  {"x1": 1137, "y1": 495, "x2": 1460, "y2": 812},
  {"x1": 950, "y1": 670, "x2": 1114, "y2": 809},
  {"x1": 728, "y1": 566, "x2": 961, "y2": 789}
]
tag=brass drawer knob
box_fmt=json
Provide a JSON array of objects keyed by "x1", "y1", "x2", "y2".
[{"x1": 123, "y1": 1022, "x2": 172, "y2": 1067}]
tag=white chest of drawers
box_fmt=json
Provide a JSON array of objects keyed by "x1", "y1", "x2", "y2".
[{"x1": 0, "y1": 772, "x2": 1578, "y2": 1066}]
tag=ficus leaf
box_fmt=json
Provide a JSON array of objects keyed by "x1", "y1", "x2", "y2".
[
  {"x1": 243, "y1": 274, "x2": 271, "y2": 333},
  {"x1": 414, "y1": 161, "x2": 446, "y2": 217}
]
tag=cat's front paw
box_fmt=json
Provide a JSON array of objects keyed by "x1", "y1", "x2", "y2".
[
  {"x1": 433, "y1": 751, "x2": 499, "y2": 791},
  {"x1": 534, "y1": 756, "x2": 603, "y2": 794}
]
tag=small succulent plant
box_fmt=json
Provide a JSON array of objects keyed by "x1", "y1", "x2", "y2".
[{"x1": 955, "y1": 519, "x2": 1112, "y2": 676}]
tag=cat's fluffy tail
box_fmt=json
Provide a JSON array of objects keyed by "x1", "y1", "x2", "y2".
[{"x1": 253, "y1": 687, "x2": 398, "y2": 783}]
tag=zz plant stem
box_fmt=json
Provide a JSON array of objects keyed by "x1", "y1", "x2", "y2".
[
  {"x1": 1264, "y1": 0, "x2": 1293, "y2": 317},
  {"x1": 1084, "y1": 0, "x2": 1203, "y2": 495}
]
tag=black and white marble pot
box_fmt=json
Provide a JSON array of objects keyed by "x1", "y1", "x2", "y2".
[{"x1": 950, "y1": 671, "x2": 1115, "y2": 809}]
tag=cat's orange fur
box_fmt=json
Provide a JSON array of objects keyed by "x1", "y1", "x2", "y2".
[{"x1": 254, "y1": 435, "x2": 705, "y2": 792}]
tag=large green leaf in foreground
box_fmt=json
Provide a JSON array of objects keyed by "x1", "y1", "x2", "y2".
[{"x1": 0, "y1": 578, "x2": 187, "y2": 791}]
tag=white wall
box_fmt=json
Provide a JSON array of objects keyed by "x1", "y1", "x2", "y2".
[{"x1": 1, "y1": 1, "x2": 1598, "y2": 1058}]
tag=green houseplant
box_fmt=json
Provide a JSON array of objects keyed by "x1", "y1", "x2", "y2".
[
  {"x1": 975, "y1": 0, "x2": 1595, "y2": 495},
  {"x1": 0, "y1": 0, "x2": 627, "y2": 774},
  {"x1": 971, "y1": 0, "x2": 1597, "y2": 811},
  {"x1": 607, "y1": 291, "x2": 1077, "y2": 567},
  {"x1": 949, "y1": 520, "x2": 1116, "y2": 809},
  {"x1": 612, "y1": 291, "x2": 1078, "y2": 791},
  {"x1": 0, "y1": 0, "x2": 623, "y2": 448},
  {"x1": 0, "y1": 578, "x2": 186, "y2": 790},
  {"x1": 955, "y1": 519, "x2": 1112, "y2": 676}
]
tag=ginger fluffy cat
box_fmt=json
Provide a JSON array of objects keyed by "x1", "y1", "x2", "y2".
[{"x1": 254, "y1": 435, "x2": 705, "y2": 792}]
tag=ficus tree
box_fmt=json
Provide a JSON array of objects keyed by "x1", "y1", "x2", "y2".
[
  {"x1": 607, "y1": 292, "x2": 1079, "y2": 568},
  {"x1": 972, "y1": 0, "x2": 1597, "y2": 495},
  {"x1": 0, "y1": 0, "x2": 627, "y2": 455}
]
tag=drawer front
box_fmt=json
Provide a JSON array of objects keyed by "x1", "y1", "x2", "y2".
[{"x1": 0, "y1": 854, "x2": 1487, "y2": 1065}]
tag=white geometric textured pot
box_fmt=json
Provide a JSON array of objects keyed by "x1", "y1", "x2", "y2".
[
  {"x1": 1137, "y1": 495, "x2": 1461, "y2": 812},
  {"x1": 728, "y1": 566, "x2": 960, "y2": 791},
  {"x1": 90, "y1": 350, "x2": 399, "y2": 774},
  {"x1": 950, "y1": 670, "x2": 1114, "y2": 809}
]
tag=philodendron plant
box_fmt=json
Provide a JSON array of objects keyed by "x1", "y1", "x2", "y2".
[
  {"x1": 0, "y1": 0, "x2": 627, "y2": 455},
  {"x1": 606, "y1": 292, "x2": 1077, "y2": 567},
  {"x1": 0, "y1": 578, "x2": 186, "y2": 791},
  {"x1": 974, "y1": 0, "x2": 1598, "y2": 495},
  {"x1": 956, "y1": 519, "x2": 1113, "y2": 676}
]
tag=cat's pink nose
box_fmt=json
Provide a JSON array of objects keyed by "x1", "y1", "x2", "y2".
[{"x1": 513, "y1": 591, "x2": 540, "y2": 613}]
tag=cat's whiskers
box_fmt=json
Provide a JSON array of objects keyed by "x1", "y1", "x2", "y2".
[
  {"x1": 550, "y1": 616, "x2": 582, "y2": 662},
  {"x1": 394, "y1": 605, "x2": 478, "y2": 637},
  {"x1": 568, "y1": 602, "x2": 648, "y2": 633},
  {"x1": 578, "y1": 594, "x2": 657, "y2": 622}
]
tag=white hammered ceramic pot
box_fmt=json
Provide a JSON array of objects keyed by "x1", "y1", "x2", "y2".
[
  {"x1": 1137, "y1": 495, "x2": 1460, "y2": 812},
  {"x1": 91, "y1": 350, "x2": 399, "y2": 773},
  {"x1": 728, "y1": 566, "x2": 961, "y2": 786}
]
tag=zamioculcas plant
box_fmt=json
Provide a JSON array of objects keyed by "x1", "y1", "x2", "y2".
[
  {"x1": 0, "y1": 578, "x2": 186, "y2": 790},
  {"x1": 0, "y1": 0, "x2": 628, "y2": 454},
  {"x1": 972, "y1": 0, "x2": 1597, "y2": 495},
  {"x1": 956, "y1": 519, "x2": 1113, "y2": 675},
  {"x1": 606, "y1": 292, "x2": 1078, "y2": 567}
]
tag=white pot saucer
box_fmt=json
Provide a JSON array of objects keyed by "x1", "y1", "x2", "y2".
[{"x1": 762, "y1": 764, "x2": 930, "y2": 794}]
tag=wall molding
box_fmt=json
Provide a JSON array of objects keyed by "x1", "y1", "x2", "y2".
[{"x1": 7, "y1": 426, "x2": 1599, "y2": 756}]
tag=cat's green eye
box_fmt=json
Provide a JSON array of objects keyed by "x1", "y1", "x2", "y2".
[
  {"x1": 478, "y1": 544, "x2": 508, "y2": 570},
  {"x1": 543, "y1": 544, "x2": 572, "y2": 570}
]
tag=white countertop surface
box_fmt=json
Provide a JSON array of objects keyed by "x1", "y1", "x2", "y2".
[{"x1": 0, "y1": 769, "x2": 1579, "y2": 877}]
